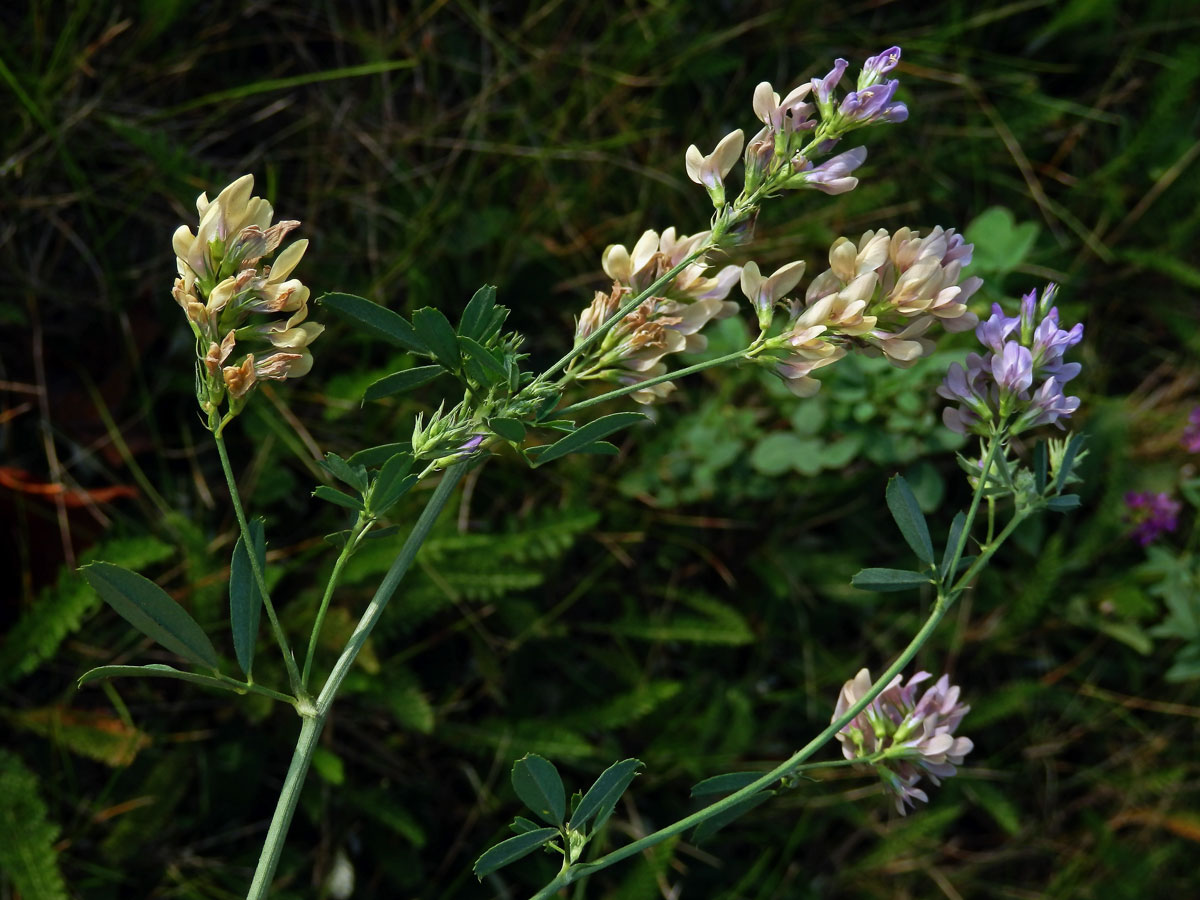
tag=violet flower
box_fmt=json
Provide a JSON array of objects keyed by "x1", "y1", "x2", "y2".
[
  {"x1": 1182, "y1": 407, "x2": 1200, "y2": 453},
  {"x1": 938, "y1": 285, "x2": 1083, "y2": 437},
  {"x1": 1125, "y1": 491, "x2": 1181, "y2": 546}
]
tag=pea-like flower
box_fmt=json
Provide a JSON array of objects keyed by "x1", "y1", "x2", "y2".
[
  {"x1": 171, "y1": 175, "x2": 322, "y2": 420},
  {"x1": 1183, "y1": 407, "x2": 1200, "y2": 453},
  {"x1": 833, "y1": 668, "x2": 973, "y2": 815},
  {"x1": 685, "y1": 129, "x2": 745, "y2": 207},
  {"x1": 938, "y1": 286, "x2": 1083, "y2": 436},
  {"x1": 1125, "y1": 491, "x2": 1181, "y2": 546}
]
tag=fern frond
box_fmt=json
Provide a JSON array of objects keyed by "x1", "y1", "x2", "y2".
[{"x1": 0, "y1": 750, "x2": 69, "y2": 900}]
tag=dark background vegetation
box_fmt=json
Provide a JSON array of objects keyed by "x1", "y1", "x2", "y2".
[{"x1": 3, "y1": 1, "x2": 1200, "y2": 898}]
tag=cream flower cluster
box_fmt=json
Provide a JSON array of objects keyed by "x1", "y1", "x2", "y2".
[
  {"x1": 749, "y1": 227, "x2": 981, "y2": 396},
  {"x1": 573, "y1": 228, "x2": 740, "y2": 403},
  {"x1": 171, "y1": 175, "x2": 322, "y2": 412}
]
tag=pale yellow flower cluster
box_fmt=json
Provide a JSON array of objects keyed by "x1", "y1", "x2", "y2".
[
  {"x1": 171, "y1": 175, "x2": 322, "y2": 410},
  {"x1": 573, "y1": 228, "x2": 741, "y2": 403},
  {"x1": 746, "y1": 227, "x2": 981, "y2": 396}
]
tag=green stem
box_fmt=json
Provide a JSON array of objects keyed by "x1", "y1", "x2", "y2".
[
  {"x1": 244, "y1": 463, "x2": 467, "y2": 899},
  {"x1": 315, "y1": 461, "x2": 468, "y2": 714},
  {"x1": 942, "y1": 437, "x2": 1002, "y2": 589},
  {"x1": 213, "y1": 428, "x2": 305, "y2": 696},
  {"x1": 555, "y1": 348, "x2": 753, "y2": 417},
  {"x1": 301, "y1": 516, "x2": 372, "y2": 688},
  {"x1": 214, "y1": 673, "x2": 298, "y2": 705},
  {"x1": 245, "y1": 714, "x2": 325, "y2": 900}
]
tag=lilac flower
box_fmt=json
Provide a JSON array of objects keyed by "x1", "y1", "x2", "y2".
[
  {"x1": 839, "y1": 79, "x2": 908, "y2": 126},
  {"x1": 858, "y1": 46, "x2": 901, "y2": 89},
  {"x1": 790, "y1": 146, "x2": 868, "y2": 195},
  {"x1": 811, "y1": 58, "x2": 848, "y2": 109},
  {"x1": 1125, "y1": 492, "x2": 1181, "y2": 546},
  {"x1": 938, "y1": 285, "x2": 1083, "y2": 437},
  {"x1": 833, "y1": 668, "x2": 973, "y2": 815},
  {"x1": 1182, "y1": 407, "x2": 1200, "y2": 453}
]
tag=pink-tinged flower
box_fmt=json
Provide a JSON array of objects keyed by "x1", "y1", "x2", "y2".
[
  {"x1": 1125, "y1": 492, "x2": 1181, "y2": 546},
  {"x1": 752, "y1": 81, "x2": 816, "y2": 134},
  {"x1": 685, "y1": 129, "x2": 745, "y2": 206},
  {"x1": 1182, "y1": 407, "x2": 1200, "y2": 453},
  {"x1": 834, "y1": 668, "x2": 973, "y2": 815},
  {"x1": 740, "y1": 259, "x2": 806, "y2": 331}
]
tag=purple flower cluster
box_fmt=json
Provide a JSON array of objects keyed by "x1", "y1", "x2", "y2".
[
  {"x1": 938, "y1": 285, "x2": 1083, "y2": 436},
  {"x1": 1124, "y1": 491, "x2": 1181, "y2": 546},
  {"x1": 1182, "y1": 407, "x2": 1200, "y2": 453},
  {"x1": 834, "y1": 668, "x2": 973, "y2": 815},
  {"x1": 812, "y1": 47, "x2": 908, "y2": 127}
]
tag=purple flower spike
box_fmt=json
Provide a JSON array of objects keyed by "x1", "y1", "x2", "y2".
[
  {"x1": 1125, "y1": 491, "x2": 1181, "y2": 546},
  {"x1": 859, "y1": 46, "x2": 902, "y2": 89},
  {"x1": 939, "y1": 284, "x2": 1084, "y2": 437},
  {"x1": 1183, "y1": 407, "x2": 1200, "y2": 453}
]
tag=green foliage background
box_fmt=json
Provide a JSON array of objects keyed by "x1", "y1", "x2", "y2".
[{"x1": 2, "y1": 1, "x2": 1199, "y2": 898}]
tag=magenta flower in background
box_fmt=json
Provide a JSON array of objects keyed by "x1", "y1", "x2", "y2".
[
  {"x1": 1124, "y1": 491, "x2": 1181, "y2": 546},
  {"x1": 1182, "y1": 407, "x2": 1200, "y2": 453}
]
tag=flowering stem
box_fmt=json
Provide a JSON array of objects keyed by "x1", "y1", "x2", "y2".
[
  {"x1": 555, "y1": 347, "x2": 755, "y2": 417},
  {"x1": 244, "y1": 462, "x2": 467, "y2": 900},
  {"x1": 527, "y1": 434, "x2": 1013, "y2": 900},
  {"x1": 527, "y1": 594, "x2": 955, "y2": 900},
  {"x1": 300, "y1": 515, "x2": 373, "y2": 689},
  {"x1": 535, "y1": 247, "x2": 711, "y2": 384},
  {"x1": 212, "y1": 427, "x2": 305, "y2": 697}
]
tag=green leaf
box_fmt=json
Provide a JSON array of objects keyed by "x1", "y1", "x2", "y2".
[
  {"x1": 1045, "y1": 495, "x2": 1081, "y2": 512},
  {"x1": 319, "y1": 292, "x2": 427, "y2": 354},
  {"x1": 690, "y1": 771, "x2": 764, "y2": 798},
  {"x1": 509, "y1": 816, "x2": 543, "y2": 835},
  {"x1": 459, "y1": 336, "x2": 508, "y2": 386},
  {"x1": 369, "y1": 452, "x2": 417, "y2": 516},
  {"x1": 473, "y1": 827, "x2": 558, "y2": 879},
  {"x1": 691, "y1": 791, "x2": 773, "y2": 844},
  {"x1": 364, "y1": 366, "x2": 443, "y2": 401},
  {"x1": 1055, "y1": 433, "x2": 1086, "y2": 493},
  {"x1": 939, "y1": 512, "x2": 968, "y2": 581},
  {"x1": 313, "y1": 485, "x2": 365, "y2": 511},
  {"x1": 530, "y1": 412, "x2": 646, "y2": 467},
  {"x1": 459, "y1": 284, "x2": 497, "y2": 340},
  {"x1": 77, "y1": 664, "x2": 245, "y2": 693},
  {"x1": 512, "y1": 753, "x2": 566, "y2": 825},
  {"x1": 569, "y1": 759, "x2": 643, "y2": 833},
  {"x1": 348, "y1": 442, "x2": 412, "y2": 468},
  {"x1": 488, "y1": 417, "x2": 527, "y2": 443},
  {"x1": 319, "y1": 452, "x2": 368, "y2": 493},
  {"x1": 1033, "y1": 442, "x2": 1048, "y2": 493},
  {"x1": 886, "y1": 475, "x2": 934, "y2": 565},
  {"x1": 412, "y1": 307, "x2": 462, "y2": 371},
  {"x1": 81, "y1": 563, "x2": 218, "y2": 670},
  {"x1": 963, "y1": 206, "x2": 1040, "y2": 277},
  {"x1": 229, "y1": 518, "x2": 265, "y2": 677},
  {"x1": 851, "y1": 568, "x2": 934, "y2": 592}
]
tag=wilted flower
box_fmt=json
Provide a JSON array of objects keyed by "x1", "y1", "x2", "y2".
[
  {"x1": 833, "y1": 668, "x2": 973, "y2": 815},
  {"x1": 1125, "y1": 491, "x2": 1181, "y2": 546},
  {"x1": 939, "y1": 286, "x2": 1083, "y2": 437},
  {"x1": 1181, "y1": 407, "x2": 1200, "y2": 453},
  {"x1": 171, "y1": 175, "x2": 321, "y2": 421}
]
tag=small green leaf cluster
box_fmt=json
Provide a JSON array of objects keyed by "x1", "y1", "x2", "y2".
[{"x1": 473, "y1": 754, "x2": 642, "y2": 879}]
